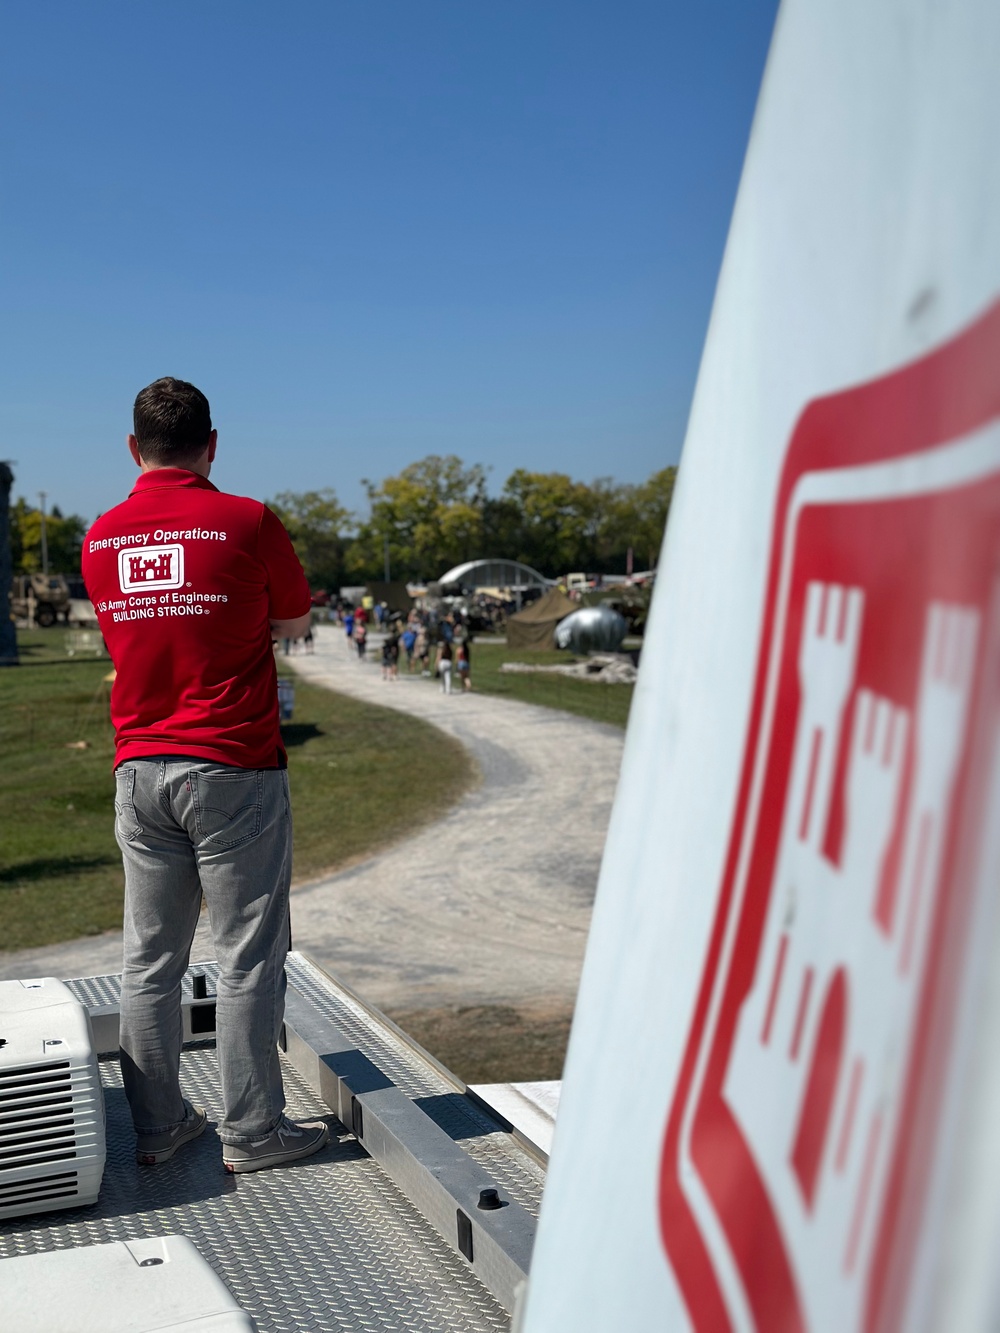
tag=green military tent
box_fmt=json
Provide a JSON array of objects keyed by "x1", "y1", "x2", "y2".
[
  {"x1": 506, "y1": 587, "x2": 577, "y2": 651},
  {"x1": 365, "y1": 581, "x2": 415, "y2": 614}
]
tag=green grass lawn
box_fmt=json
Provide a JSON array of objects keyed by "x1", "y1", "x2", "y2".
[
  {"x1": 0, "y1": 628, "x2": 473, "y2": 952},
  {"x1": 411, "y1": 639, "x2": 635, "y2": 729}
]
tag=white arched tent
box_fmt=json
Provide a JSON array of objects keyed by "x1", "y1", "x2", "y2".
[{"x1": 437, "y1": 559, "x2": 550, "y2": 594}]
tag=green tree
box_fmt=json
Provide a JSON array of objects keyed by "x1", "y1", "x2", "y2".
[
  {"x1": 498, "y1": 470, "x2": 600, "y2": 575},
  {"x1": 347, "y1": 456, "x2": 488, "y2": 582},
  {"x1": 621, "y1": 465, "x2": 677, "y2": 570},
  {"x1": 495, "y1": 466, "x2": 677, "y2": 577},
  {"x1": 481, "y1": 493, "x2": 522, "y2": 561},
  {"x1": 9, "y1": 498, "x2": 87, "y2": 575},
  {"x1": 268, "y1": 489, "x2": 353, "y2": 591}
]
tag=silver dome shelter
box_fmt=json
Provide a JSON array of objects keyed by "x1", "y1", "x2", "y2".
[{"x1": 555, "y1": 605, "x2": 628, "y2": 654}]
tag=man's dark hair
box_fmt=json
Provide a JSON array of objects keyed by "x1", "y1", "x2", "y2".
[{"x1": 133, "y1": 378, "x2": 213, "y2": 465}]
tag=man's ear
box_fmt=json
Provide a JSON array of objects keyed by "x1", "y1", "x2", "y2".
[
  {"x1": 207, "y1": 429, "x2": 218, "y2": 464},
  {"x1": 127, "y1": 434, "x2": 143, "y2": 468}
]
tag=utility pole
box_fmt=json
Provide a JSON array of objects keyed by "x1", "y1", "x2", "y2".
[
  {"x1": 383, "y1": 533, "x2": 391, "y2": 584},
  {"x1": 0, "y1": 462, "x2": 18, "y2": 665},
  {"x1": 38, "y1": 491, "x2": 48, "y2": 575}
]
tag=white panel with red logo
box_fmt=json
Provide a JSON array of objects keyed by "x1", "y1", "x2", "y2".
[{"x1": 521, "y1": 2, "x2": 1000, "y2": 1330}]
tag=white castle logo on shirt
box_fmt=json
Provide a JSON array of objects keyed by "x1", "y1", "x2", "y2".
[
  {"x1": 118, "y1": 543, "x2": 185, "y2": 593},
  {"x1": 128, "y1": 551, "x2": 174, "y2": 583}
]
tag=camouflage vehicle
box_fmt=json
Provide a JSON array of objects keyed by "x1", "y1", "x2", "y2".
[{"x1": 10, "y1": 572, "x2": 71, "y2": 627}]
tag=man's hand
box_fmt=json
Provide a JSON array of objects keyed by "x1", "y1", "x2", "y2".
[{"x1": 271, "y1": 612, "x2": 313, "y2": 640}]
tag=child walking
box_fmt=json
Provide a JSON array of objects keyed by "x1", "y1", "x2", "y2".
[{"x1": 436, "y1": 637, "x2": 453, "y2": 694}]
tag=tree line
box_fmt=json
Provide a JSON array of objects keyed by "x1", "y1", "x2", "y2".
[
  {"x1": 270, "y1": 457, "x2": 677, "y2": 589},
  {"x1": 7, "y1": 457, "x2": 677, "y2": 590}
]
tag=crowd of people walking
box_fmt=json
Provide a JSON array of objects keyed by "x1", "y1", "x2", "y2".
[{"x1": 334, "y1": 602, "x2": 473, "y2": 694}]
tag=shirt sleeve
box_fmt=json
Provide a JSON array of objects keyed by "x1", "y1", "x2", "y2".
[{"x1": 257, "y1": 505, "x2": 312, "y2": 620}]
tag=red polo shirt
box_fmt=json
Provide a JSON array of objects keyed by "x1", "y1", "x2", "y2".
[{"x1": 82, "y1": 469, "x2": 311, "y2": 769}]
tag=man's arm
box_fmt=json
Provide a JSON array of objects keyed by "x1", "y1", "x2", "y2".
[
  {"x1": 258, "y1": 505, "x2": 312, "y2": 640},
  {"x1": 271, "y1": 611, "x2": 312, "y2": 639}
]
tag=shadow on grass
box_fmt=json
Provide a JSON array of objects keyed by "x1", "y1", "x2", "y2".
[
  {"x1": 280, "y1": 722, "x2": 324, "y2": 748},
  {"x1": 0, "y1": 854, "x2": 117, "y2": 886}
]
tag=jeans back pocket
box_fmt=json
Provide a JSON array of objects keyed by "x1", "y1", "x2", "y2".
[
  {"x1": 114, "y1": 766, "x2": 143, "y2": 842},
  {"x1": 191, "y1": 769, "x2": 263, "y2": 848}
]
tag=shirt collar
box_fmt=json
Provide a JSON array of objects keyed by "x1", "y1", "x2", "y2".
[{"x1": 129, "y1": 468, "x2": 219, "y2": 497}]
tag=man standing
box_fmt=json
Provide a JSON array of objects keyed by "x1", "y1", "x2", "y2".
[{"x1": 83, "y1": 378, "x2": 329, "y2": 1173}]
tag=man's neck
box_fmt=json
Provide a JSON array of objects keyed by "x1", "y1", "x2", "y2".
[{"x1": 140, "y1": 457, "x2": 211, "y2": 478}]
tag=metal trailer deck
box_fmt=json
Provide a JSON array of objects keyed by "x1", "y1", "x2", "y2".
[{"x1": 0, "y1": 952, "x2": 546, "y2": 1331}]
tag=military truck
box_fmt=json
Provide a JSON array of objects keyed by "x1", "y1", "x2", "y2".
[{"x1": 10, "y1": 573, "x2": 71, "y2": 627}]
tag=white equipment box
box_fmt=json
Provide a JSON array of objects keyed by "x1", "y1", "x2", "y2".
[
  {"x1": 0, "y1": 1233, "x2": 257, "y2": 1332},
  {"x1": 0, "y1": 977, "x2": 106, "y2": 1219}
]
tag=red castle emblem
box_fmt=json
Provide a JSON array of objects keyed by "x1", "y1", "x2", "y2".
[
  {"x1": 118, "y1": 542, "x2": 184, "y2": 593},
  {"x1": 658, "y1": 300, "x2": 1000, "y2": 1332}
]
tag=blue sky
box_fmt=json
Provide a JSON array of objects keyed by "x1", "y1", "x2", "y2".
[{"x1": 1, "y1": 1, "x2": 777, "y2": 523}]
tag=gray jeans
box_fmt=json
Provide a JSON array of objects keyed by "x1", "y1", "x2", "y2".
[{"x1": 114, "y1": 758, "x2": 292, "y2": 1143}]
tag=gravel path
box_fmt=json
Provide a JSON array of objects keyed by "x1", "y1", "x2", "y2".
[
  {"x1": 282, "y1": 626, "x2": 624, "y2": 1010},
  {"x1": 0, "y1": 626, "x2": 625, "y2": 1013}
]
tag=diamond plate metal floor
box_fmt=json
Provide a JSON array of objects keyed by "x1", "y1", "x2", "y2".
[
  {"x1": 0, "y1": 955, "x2": 539, "y2": 1331},
  {"x1": 284, "y1": 956, "x2": 548, "y2": 1218},
  {"x1": 70, "y1": 954, "x2": 548, "y2": 1218}
]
